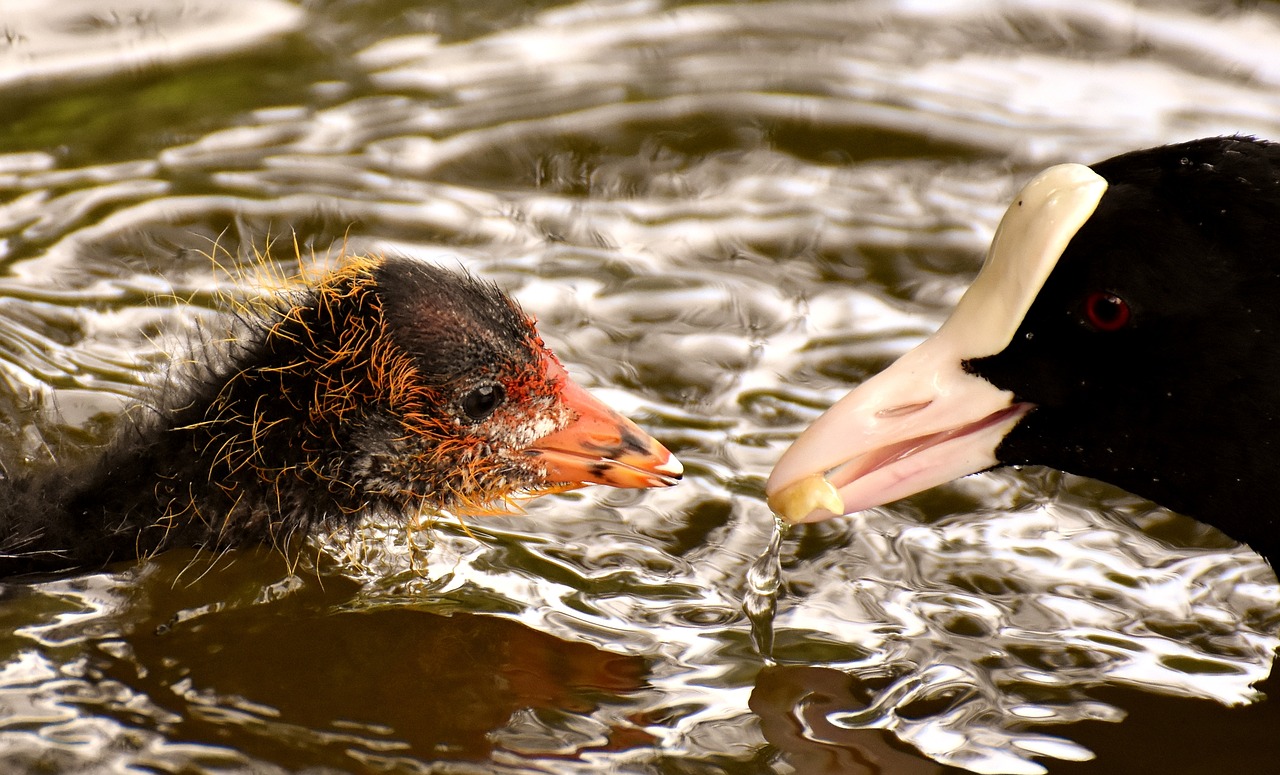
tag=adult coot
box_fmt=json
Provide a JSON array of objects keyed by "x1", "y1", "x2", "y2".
[{"x1": 768, "y1": 136, "x2": 1280, "y2": 563}]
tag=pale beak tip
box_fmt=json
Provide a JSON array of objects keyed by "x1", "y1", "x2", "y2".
[
  {"x1": 655, "y1": 452, "x2": 684, "y2": 479},
  {"x1": 766, "y1": 474, "x2": 846, "y2": 525}
]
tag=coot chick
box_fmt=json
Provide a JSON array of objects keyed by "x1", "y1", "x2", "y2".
[
  {"x1": 0, "y1": 254, "x2": 681, "y2": 578},
  {"x1": 768, "y1": 136, "x2": 1280, "y2": 563}
]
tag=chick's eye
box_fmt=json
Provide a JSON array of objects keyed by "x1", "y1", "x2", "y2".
[
  {"x1": 461, "y1": 383, "x2": 505, "y2": 422},
  {"x1": 1082, "y1": 291, "x2": 1132, "y2": 332}
]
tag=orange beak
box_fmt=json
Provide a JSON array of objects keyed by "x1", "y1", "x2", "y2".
[{"x1": 526, "y1": 359, "x2": 682, "y2": 490}]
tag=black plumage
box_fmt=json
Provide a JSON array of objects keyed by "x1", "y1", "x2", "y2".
[
  {"x1": 769, "y1": 136, "x2": 1280, "y2": 564},
  {"x1": 976, "y1": 137, "x2": 1280, "y2": 560},
  {"x1": 0, "y1": 255, "x2": 679, "y2": 579}
]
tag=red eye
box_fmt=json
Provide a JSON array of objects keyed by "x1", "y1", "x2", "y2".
[{"x1": 1083, "y1": 291, "x2": 1131, "y2": 332}]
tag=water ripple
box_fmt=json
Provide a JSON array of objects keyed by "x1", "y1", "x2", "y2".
[{"x1": 2, "y1": 0, "x2": 1280, "y2": 773}]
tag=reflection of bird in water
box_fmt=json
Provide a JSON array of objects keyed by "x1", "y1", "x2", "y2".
[
  {"x1": 0, "y1": 254, "x2": 681, "y2": 578},
  {"x1": 120, "y1": 595, "x2": 655, "y2": 764},
  {"x1": 770, "y1": 136, "x2": 1280, "y2": 564}
]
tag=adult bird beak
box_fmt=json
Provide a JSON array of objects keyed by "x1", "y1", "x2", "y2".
[
  {"x1": 527, "y1": 360, "x2": 683, "y2": 489},
  {"x1": 766, "y1": 163, "x2": 1108, "y2": 525}
]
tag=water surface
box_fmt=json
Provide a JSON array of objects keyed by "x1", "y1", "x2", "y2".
[{"x1": 3, "y1": 1, "x2": 1280, "y2": 773}]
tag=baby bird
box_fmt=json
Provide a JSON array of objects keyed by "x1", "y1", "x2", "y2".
[{"x1": 0, "y1": 254, "x2": 681, "y2": 578}]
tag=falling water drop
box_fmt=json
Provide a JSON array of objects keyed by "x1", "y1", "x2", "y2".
[{"x1": 745, "y1": 515, "x2": 790, "y2": 664}]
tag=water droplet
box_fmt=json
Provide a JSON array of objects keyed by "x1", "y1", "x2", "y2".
[{"x1": 745, "y1": 516, "x2": 789, "y2": 664}]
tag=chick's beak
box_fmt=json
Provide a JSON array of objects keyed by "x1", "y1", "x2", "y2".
[{"x1": 526, "y1": 360, "x2": 682, "y2": 489}]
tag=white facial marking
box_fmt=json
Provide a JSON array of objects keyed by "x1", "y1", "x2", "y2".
[{"x1": 942, "y1": 163, "x2": 1108, "y2": 360}]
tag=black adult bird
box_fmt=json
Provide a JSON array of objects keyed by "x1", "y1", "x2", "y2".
[
  {"x1": 768, "y1": 135, "x2": 1280, "y2": 564},
  {"x1": 0, "y1": 254, "x2": 681, "y2": 578}
]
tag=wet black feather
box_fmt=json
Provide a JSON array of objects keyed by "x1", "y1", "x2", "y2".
[{"x1": 0, "y1": 256, "x2": 546, "y2": 579}]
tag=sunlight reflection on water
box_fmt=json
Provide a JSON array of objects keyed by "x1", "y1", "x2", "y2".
[{"x1": 2, "y1": 0, "x2": 1280, "y2": 773}]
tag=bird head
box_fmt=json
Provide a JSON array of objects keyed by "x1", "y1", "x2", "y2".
[
  {"x1": 767, "y1": 136, "x2": 1280, "y2": 559},
  {"x1": 238, "y1": 254, "x2": 681, "y2": 522}
]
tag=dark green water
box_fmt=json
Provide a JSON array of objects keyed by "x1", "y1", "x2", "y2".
[{"x1": 3, "y1": 1, "x2": 1280, "y2": 773}]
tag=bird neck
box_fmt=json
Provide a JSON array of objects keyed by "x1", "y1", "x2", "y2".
[{"x1": 1002, "y1": 409, "x2": 1280, "y2": 566}]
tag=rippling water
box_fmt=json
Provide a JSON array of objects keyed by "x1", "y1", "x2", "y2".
[{"x1": 4, "y1": 1, "x2": 1280, "y2": 773}]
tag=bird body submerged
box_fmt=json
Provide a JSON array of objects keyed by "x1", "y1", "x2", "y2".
[
  {"x1": 0, "y1": 255, "x2": 681, "y2": 578},
  {"x1": 769, "y1": 136, "x2": 1280, "y2": 564}
]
